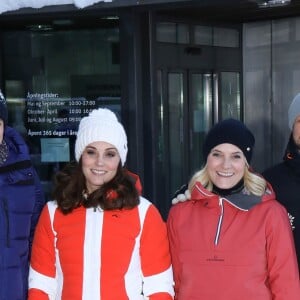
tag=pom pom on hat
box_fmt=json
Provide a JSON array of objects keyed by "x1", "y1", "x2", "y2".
[
  {"x1": 203, "y1": 118, "x2": 255, "y2": 163},
  {"x1": 288, "y1": 93, "x2": 300, "y2": 130},
  {"x1": 0, "y1": 90, "x2": 8, "y2": 125},
  {"x1": 75, "y1": 108, "x2": 128, "y2": 165}
]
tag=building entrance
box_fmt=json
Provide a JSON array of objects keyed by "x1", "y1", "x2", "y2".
[{"x1": 155, "y1": 68, "x2": 241, "y2": 215}]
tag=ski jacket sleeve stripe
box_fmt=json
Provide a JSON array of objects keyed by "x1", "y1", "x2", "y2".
[
  {"x1": 144, "y1": 267, "x2": 174, "y2": 299},
  {"x1": 28, "y1": 267, "x2": 57, "y2": 299},
  {"x1": 139, "y1": 198, "x2": 174, "y2": 299},
  {"x1": 28, "y1": 202, "x2": 58, "y2": 299}
]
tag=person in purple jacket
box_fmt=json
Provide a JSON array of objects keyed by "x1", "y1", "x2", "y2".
[{"x1": 0, "y1": 90, "x2": 45, "y2": 300}]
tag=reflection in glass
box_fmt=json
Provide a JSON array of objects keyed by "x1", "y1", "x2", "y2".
[
  {"x1": 156, "y1": 22, "x2": 189, "y2": 44},
  {"x1": 3, "y1": 24, "x2": 120, "y2": 201},
  {"x1": 220, "y1": 72, "x2": 240, "y2": 119},
  {"x1": 190, "y1": 73, "x2": 212, "y2": 171},
  {"x1": 168, "y1": 73, "x2": 184, "y2": 194},
  {"x1": 213, "y1": 27, "x2": 239, "y2": 48},
  {"x1": 194, "y1": 25, "x2": 213, "y2": 46}
]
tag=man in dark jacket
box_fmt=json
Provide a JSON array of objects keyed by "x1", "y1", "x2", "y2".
[
  {"x1": 263, "y1": 93, "x2": 300, "y2": 273},
  {"x1": 0, "y1": 91, "x2": 45, "y2": 300},
  {"x1": 172, "y1": 95, "x2": 300, "y2": 273}
]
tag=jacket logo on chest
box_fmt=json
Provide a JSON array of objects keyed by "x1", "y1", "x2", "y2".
[{"x1": 206, "y1": 255, "x2": 225, "y2": 262}]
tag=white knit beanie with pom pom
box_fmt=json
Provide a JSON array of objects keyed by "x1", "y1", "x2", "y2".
[{"x1": 75, "y1": 108, "x2": 128, "y2": 165}]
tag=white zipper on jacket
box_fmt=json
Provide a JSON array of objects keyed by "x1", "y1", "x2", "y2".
[{"x1": 214, "y1": 197, "x2": 224, "y2": 245}]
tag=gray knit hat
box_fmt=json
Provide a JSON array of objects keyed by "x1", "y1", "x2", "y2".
[
  {"x1": 0, "y1": 90, "x2": 8, "y2": 125},
  {"x1": 75, "y1": 108, "x2": 128, "y2": 165},
  {"x1": 288, "y1": 93, "x2": 300, "y2": 130}
]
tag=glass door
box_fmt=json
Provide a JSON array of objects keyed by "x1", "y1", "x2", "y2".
[
  {"x1": 168, "y1": 72, "x2": 185, "y2": 192},
  {"x1": 157, "y1": 70, "x2": 214, "y2": 204},
  {"x1": 157, "y1": 69, "x2": 241, "y2": 211},
  {"x1": 188, "y1": 72, "x2": 213, "y2": 175}
]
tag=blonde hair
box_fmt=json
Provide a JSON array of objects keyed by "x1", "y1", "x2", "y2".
[{"x1": 188, "y1": 163, "x2": 267, "y2": 197}]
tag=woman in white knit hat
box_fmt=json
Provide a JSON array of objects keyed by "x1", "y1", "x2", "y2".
[{"x1": 28, "y1": 108, "x2": 174, "y2": 300}]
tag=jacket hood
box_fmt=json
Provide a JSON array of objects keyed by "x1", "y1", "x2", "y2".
[
  {"x1": 2, "y1": 126, "x2": 30, "y2": 166},
  {"x1": 191, "y1": 181, "x2": 275, "y2": 211},
  {"x1": 283, "y1": 133, "x2": 300, "y2": 178},
  {"x1": 126, "y1": 170, "x2": 142, "y2": 195},
  {"x1": 4, "y1": 126, "x2": 29, "y2": 156},
  {"x1": 283, "y1": 133, "x2": 300, "y2": 161}
]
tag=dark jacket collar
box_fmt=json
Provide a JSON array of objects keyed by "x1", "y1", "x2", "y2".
[
  {"x1": 192, "y1": 181, "x2": 274, "y2": 211},
  {"x1": 283, "y1": 134, "x2": 300, "y2": 177},
  {"x1": 212, "y1": 179, "x2": 244, "y2": 197}
]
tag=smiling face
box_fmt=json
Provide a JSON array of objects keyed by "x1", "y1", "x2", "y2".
[
  {"x1": 81, "y1": 141, "x2": 121, "y2": 193},
  {"x1": 206, "y1": 143, "x2": 247, "y2": 189}
]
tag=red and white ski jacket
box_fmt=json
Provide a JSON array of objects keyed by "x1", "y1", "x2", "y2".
[{"x1": 28, "y1": 197, "x2": 174, "y2": 300}]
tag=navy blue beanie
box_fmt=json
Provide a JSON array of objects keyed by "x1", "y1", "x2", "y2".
[
  {"x1": 203, "y1": 118, "x2": 255, "y2": 163},
  {"x1": 0, "y1": 90, "x2": 7, "y2": 125}
]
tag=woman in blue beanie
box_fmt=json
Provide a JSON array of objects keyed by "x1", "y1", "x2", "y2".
[
  {"x1": 167, "y1": 118, "x2": 300, "y2": 300},
  {"x1": 0, "y1": 91, "x2": 45, "y2": 300}
]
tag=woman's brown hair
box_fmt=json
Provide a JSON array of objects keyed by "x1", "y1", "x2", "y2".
[{"x1": 52, "y1": 160, "x2": 140, "y2": 214}]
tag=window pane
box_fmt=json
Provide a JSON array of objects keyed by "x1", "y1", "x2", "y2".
[
  {"x1": 3, "y1": 25, "x2": 120, "y2": 200},
  {"x1": 177, "y1": 24, "x2": 189, "y2": 44},
  {"x1": 190, "y1": 73, "x2": 212, "y2": 169},
  {"x1": 220, "y1": 72, "x2": 240, "y2": 119},
  {"x1": 194, "y1": 25, "x2": 213, "y2": 45},
  {"x1": 156, "y1": 22, "x2": 189, "y2": 44},
  {"x1": 168, "y1": 73, "x2": 184, "y2": 193},
  {"x1": 157, "y1": 22, "x2": 177, "y2": 43},
  {"x1": 214, "y1": 27, "x2": 239, "y2": 48}
]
